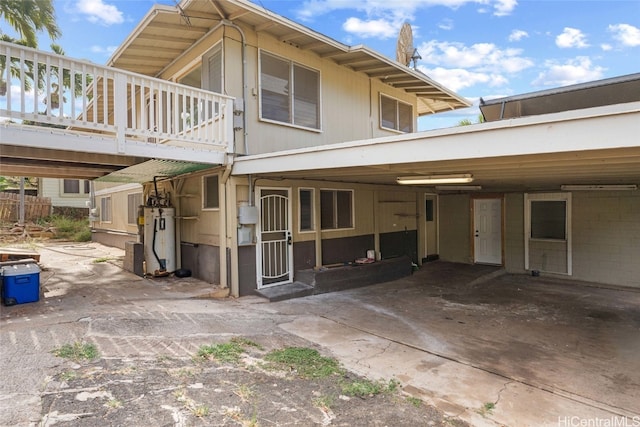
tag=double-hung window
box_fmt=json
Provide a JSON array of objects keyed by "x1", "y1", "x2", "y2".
[
  {"x1": 100, "y1": 197, "x2": 112, "y2": 222},
  {"x1": 260, "y1": 51, "x2": 320, "y2": 130},
  {"x1": 127, "y1": 193, "x2": 143, "y2": 225},
  {"x1": 380, "y1": 94, "x2": 413, "y2": 133}
]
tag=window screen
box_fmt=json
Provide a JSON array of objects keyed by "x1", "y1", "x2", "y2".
[
  {"x1": 530, "y1": 200, "x2": 566, "y2": 240},
  {"x1": 203, "y1": 175, "x2": 219, "y2": 209},
  {"x1": 299, "y1": 189, "x2": 314, "y2": 231}
]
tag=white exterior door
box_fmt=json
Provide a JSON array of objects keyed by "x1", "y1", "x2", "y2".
[
  {"x1": 474, "y1": 198, "x2": 502, "y2": 265},
  {"x1": 256, "y1": 188, "x2": 293, "y2": 288}
]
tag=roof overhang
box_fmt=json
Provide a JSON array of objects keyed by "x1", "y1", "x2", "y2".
[
  {"x1": 480, "y1": 72, "x2": 640, "y2": 121},
  {"x1": 95, "y1": 159, "x2": 216, "y2": 183},
  {"x1": 232, "y1": 101, "x2": 640, "y2": 192},
  {"x1": 108, "y1": 0, "x2": 469, "y2": 115}
]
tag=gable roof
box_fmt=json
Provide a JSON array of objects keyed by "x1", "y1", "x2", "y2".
[
  {"x1": 480, "y1": 72, "x2": 640, "y2": 121},
  {"x1": 107, "y1": 0, "x2": 470, "y2": 116}
]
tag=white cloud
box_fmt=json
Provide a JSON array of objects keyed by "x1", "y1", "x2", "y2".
[
  {"x1": 532, "y1": 57, "x2": 605, "y2": 87},
  {"x1": 556, "y1": 27, "x2": 589, "y2": 48},
  {"x1": 600, "y1": 43, "x2": 613, "y2": 51},
  {"x1": 492, "y1": 0, "x2": 517, "y2": 16},
  {"x1": 438, "y1": 19, "x2": 454, "y2": 31},
  {"x1": 90, "y1": 45, "x2": 118, "y2": 56},
  {"x1": 419, "y1": 40, "x2": 533, "y2": 73},
  {"x1": 342, "y1": 17, "x2": 399, "y2": 39},
  {"x1": 419, "y1": 67, "x2": 508, "y2": 92},
  {"x1": 508, "y1": 29, "x2": 528, "y2": 42},
  {"x1": 296, "y1": 0, "x2": 517, "y2": 23},
  {"x1": 608, "y1": 23, "x2": 640, "y2": 47},
  {"x1": 75, "y1": 0, "x2": 124, "y2": 26}
]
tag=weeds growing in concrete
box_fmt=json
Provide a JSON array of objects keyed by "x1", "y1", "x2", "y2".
[
  {"x1": 51, "y1": 341, "x2": 99, "y2": 362},
  {"x1": 264, "y1": 347, "x2": 342, "y2": 379}
]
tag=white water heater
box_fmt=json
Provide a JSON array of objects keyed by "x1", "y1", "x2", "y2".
[{"x1": 143, "y1": 207, "x2": 176, "y2": 276}]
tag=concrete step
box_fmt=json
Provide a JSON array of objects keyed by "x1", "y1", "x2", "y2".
[{"x1": 254, "y1": 282, "x2": 314, "y2": 302}]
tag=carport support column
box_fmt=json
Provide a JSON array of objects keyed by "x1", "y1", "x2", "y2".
[
  {"x1": 373, "y1": 191, "x2": 380, "y2": 260},
  {"x1": 314, "y1": 189, "x2": 322, "y2": 267}
]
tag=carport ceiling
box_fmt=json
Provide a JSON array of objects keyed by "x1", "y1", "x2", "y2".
[{"x1": 246, "y1": 147, "x2": 640, "y2": 192}]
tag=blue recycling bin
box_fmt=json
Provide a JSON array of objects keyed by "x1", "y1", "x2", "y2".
[{"x1": 1, "y1": 263, "x2": 41, "y2": 305}]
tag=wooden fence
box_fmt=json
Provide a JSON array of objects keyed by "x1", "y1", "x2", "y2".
[{"x1": 0, "y1": 192, "x2": 51, "y2": 223}]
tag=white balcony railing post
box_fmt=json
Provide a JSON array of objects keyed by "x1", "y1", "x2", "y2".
[
  {"x1": 114, "y1": 73, "x2": 127, "y2": 153},
  {"x1": 224, "y1": 100, "x2": 235, "y2": 154}
]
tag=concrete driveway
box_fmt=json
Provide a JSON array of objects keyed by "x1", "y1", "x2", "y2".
[
  {"x1": 273, "y1": 262, "x2": 640, "y2": 426},
  {"x1": 1, "y1": 242, "x2": 639, "y2": 426}
]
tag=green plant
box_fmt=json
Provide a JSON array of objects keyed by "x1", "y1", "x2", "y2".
[
  {"x1": 59, "y1": 370, "x2": 77, "y2": 381},
  {"x1": 230, "y1": 337, "x2": 263, "y2": 350},
  {"x1": 105, "y1": 398, "x2": 122, "y2": 409},
  {"x1": 192, "y1": 404, "x2": 210, "y2": 417},
  {"x1": 196, "y1": 341, "x2": 245, "y2": 364},
  {"x1": 51, "y1": 341, "x2": 99, "y2": 362},
  {"x1": 406, "y1": 396, "x2": 422, "y2": 407},
  {"x1": 264, "y1": 347, "x2": 342, "y2": 379},
  {"x1": 92, "y1": 257, "x2": 111, "y2": 263},
  {"x1": 46, "y1": 215, "x2": 91, "y2": 242},
  {"x1": 313, "y1": 394, "x2": 335, "y2": 411},
  {"x1": 478, "y1": 402, "x2": 496, "y2": 416},
  {"x1": 234, "y1": 384, "x2": 255, "y2": 402},
  {"x1": 341, "y1": 379, "x2": 384, "y2": 397}
]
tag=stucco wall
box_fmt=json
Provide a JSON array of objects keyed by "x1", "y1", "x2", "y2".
[
  {"x1": 571, "y1": 191, "x2": 640, "y2": 288},
  {"x1": 439, "y1": 194, "x2": 471, "y2": 263}
]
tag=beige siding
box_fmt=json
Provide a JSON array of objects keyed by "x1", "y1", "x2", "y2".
[
  {"x1": 40, "y1": 178, "x2": 90, "y2": 209},
  {"x1": 571, "y1": 191, "x2": 640, "y2": 288},
  {"x1": 377, "y1": 190, "x2": 418, "y2": 234},
  {"x1": 159, "y1": 23, "x2": 416, "y2": 156},
  {"x1": 439, "y1": 194, "x2": 471, "y2": 263},
  {"x1": 93, "y1": 184, "x2": 142, "y2": 235},
  {"x1": 504, "y1": 193, "x2": 526, "y2": 273}
]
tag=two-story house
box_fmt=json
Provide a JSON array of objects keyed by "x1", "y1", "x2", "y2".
[{"x1": 89, "y1": 0, "x2": 470, "y2": 296}]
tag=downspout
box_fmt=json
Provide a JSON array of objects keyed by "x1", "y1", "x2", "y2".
[{"x1": 220, "y1": 19, "x2": 252, "y2": 205}]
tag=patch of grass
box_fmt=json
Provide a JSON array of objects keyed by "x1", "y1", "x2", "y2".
[
  {"x1": 478, "y1": 402, "x2": 496, "y2": 416},
  {"x1": 59, "y1": 370, "x2": 78, "y2": 381},
  {"x1": 92, "y1": 257, "x2": 111, "y2": 263},
  {"x1": 230, "y1": 337, "x2": 263, "y2": 350},
  {"x1": 313, "y1": 394, "x2": 335, "y2": 411},
  {"x1": 341, "y1": 378, "x2": 398, "y2": 398},
  {"x1": 105, "y1": 398, "x2": 122, "y2": 409},
  {"x1": 234, "y1": 384, "x2": 255, "y2": 402},
  {"x1": 46, "y1": 215, "x2": 91, "y2": 242},
  {"x1": 192, "y1": 404, "x2": 210, "y2": 417},
  {"x1": 51, "y1": 341, "x2": 99, "y2": 362},
  {"x1": 406, "y1": 396, "x2": 422, "y2": 407},
  {"x1": 264, "y1": 347, "x2": 342, "y2": 379},
  {"x1": 195, "y1": 341, "x2": 245, "y2": 364}
]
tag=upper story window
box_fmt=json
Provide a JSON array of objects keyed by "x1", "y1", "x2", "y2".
[
  {"x1": 380, "y1": 94, "x2": 413, "y2": 133},
  {"x1": 260, "y1": 51, "x2": 320, "y2": 130},
  {"x1": 62, "y1": 179, "x2": 90, "y2": 195}
]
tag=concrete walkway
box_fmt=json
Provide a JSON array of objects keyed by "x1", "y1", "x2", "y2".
[{"x1": 1, "y1": 242, "x2": 639, "y2": 426}]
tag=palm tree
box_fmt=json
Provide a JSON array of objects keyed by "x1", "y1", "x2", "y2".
[
  {"x1": 1, "y1": 0, "x2": 60, "y2": 95},
  {"x1": 0, "y1": 0, "x2": 60, "y2": 48}
]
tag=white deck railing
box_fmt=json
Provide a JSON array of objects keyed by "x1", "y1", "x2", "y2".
[{"x1": 0, "y1": 41, "x2": 234, "y2": 155}]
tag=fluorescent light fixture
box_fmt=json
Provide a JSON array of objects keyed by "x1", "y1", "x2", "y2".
[
  {"x1": 435, "y1": 185, "x2": 482, "y2": 191},
  {"x1": 397, "y1": 174, "x2": 473, "y2": 185},
  {"x1": 560, "y1": 184, "x2": 637, "y2": 191}
]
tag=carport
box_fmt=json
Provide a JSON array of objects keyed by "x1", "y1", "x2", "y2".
[
  {"x1": 233, "y1": 90, "x2": 640, "y2": 289},
  {"x1": 277, "y1": 261, "x2": 640, "y2": 425}
]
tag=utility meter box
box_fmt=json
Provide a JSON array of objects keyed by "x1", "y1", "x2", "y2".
[{"x1": 238, "y1": 205, "x2": 258, "y2": 224}]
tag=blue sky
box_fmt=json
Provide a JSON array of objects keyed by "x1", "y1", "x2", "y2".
[{"x1": 11, "y1": 0, "x2": 640, "y2": 129}]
